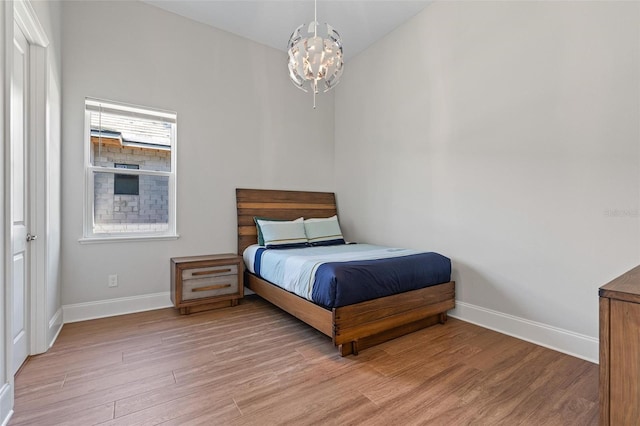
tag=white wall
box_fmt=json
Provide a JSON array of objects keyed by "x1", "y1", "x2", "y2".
[
  {"x1": 61, "y1": 1, "x2": 334, "y2": 309},
  {"x1": 335, "y1": 1, "x2": 640, "y2": 361}
]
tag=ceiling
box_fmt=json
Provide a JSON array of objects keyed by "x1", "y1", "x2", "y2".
[{"x1": 141, "y1": 1, "x2": 432, "y2": 61}]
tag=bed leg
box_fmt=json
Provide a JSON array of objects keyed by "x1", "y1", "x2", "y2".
[
  {"x1": 338, "y1": 343, "x2": 350, "y2": 357},
  {"x1": 338, "y1": 341, "x2": 359, "y2": 357},
  {"x1": 439, "y1": 312, "x2": 448, "y2": 324}
]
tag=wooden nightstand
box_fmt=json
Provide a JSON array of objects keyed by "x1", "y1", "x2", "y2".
[{"x1": 171, "y1": 254, "x2": 244, "y2": 314}]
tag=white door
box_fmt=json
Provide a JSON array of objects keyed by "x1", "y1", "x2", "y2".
[{"x1": 11, "y1": 21, "x2": 31, "y2": 375}]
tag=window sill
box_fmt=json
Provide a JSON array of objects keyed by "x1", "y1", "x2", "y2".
[{"x1": 78, "y1": 234, "x2": 180, "y2": 244}]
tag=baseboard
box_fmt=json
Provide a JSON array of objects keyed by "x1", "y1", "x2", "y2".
[
  {"x1": 48, "y1": 308, "x2": 63, "y2": 348},
  {"x1": 449, "y1": 301, "x2": 599, "y2": 364},
  {"x1": 62, "y1": 292, "x2": 172, "y2": 323},
  {"x1": 0, "y1": 384, "x2": 13, "y2": 426}
]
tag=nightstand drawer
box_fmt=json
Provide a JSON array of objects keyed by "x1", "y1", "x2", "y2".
[
  {"x1": 182, "y1": 264, "x2": 238, "y2": 280},
  {"x1": 182, "y1": 275, "x2": 239, "y2": 301}
]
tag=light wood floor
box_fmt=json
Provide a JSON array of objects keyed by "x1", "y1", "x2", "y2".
[{"x1": 12, "y1": 296, "x2": 598, "y2": 425}]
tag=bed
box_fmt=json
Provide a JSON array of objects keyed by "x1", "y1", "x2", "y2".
[{"x1": 236, "y1": 188, "x2": 455, "y2": 356}]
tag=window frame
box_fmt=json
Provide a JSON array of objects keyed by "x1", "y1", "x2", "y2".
[{"x1": 81, "y1": 98, "x2": 178, "y2": 243}]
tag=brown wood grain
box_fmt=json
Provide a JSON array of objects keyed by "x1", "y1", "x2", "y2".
[
  {"x1": 236, "y1": 188, "x2": 337, "y2": 203},
  {"x1": 237, "y1": 202, "x2": 337, "y2": 210},
  {"x1": 609, "y1": 299, "x2": 640, "y2": 425},
  {"x1": 238, "y1": 226, "x2": 258, "y2": 236},
  {"x1": 11, "y1": 298, "x2": 599, "y2": 425},
  {"x1": 334, "y1": 299, "x2": 455, "y2": 344},
  {"x1": 334, "y1": 282, "x2": 454, "y2": 324},
  {"x1": 599, "y1": 296, "x2": 610, "y2": 426}
]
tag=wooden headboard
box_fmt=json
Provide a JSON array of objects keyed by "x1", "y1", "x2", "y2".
[{"x1": 236, "y1": 188, "x2": 338, "y2": 255}]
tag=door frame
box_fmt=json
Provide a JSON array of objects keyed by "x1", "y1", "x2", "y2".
[
  {"x1": 0, "y1": 0, "x2": 50, "y2": 419},
  {"x1": 4, "y1": 0, "x2": 50, "y2": 377},
  {"x1": 18, "y1": 0, "x2": 49, "y2": 356}
]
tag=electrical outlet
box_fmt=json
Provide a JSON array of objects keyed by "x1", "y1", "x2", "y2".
[{"x1": 108, "y1": 274, "x2": 118, "y2": 288}]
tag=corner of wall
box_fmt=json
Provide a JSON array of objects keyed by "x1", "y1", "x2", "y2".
[{"x1": 47, "y1": 307, "x2": 63, "y2": 348}]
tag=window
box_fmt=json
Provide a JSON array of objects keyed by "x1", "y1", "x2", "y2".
[
  {"x1": 114, "y1": 164, "x2": 140, "y2": 195},
  {"x1": 83, "y1": 98, "x2": 177, "y2": 241}
]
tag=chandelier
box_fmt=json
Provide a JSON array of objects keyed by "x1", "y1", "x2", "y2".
[{"x1": 287, "y1": 0, "x2": 344, "y2": 108}]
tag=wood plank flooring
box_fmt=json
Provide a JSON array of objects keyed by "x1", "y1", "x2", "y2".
[{"x1": 11, "y1": 296, "x2": 598, "y2": 425}]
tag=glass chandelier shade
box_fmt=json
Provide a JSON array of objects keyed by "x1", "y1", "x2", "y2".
[{"x1": 287, "y1": 1, "x2": 344, "y2": 108}]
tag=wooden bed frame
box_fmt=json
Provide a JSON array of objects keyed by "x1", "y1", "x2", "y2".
[{"x1": 236, "y1": 188, "x2": 455, "y2": 356}]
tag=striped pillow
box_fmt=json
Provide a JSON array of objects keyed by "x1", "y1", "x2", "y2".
[
  {"x1": 253, "y1": 216, "x2": 287, "y2": 246},
  {"x1": 304, "y1": 215, "x2": 346, "y2": 246},
  {"x1": 256, "y1": 217, "x2": 309, "y2": 249}
]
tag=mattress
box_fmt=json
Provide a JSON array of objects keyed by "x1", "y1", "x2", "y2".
[{"x1": 243, "y1": 244, "x2": 451, "y2": 309}]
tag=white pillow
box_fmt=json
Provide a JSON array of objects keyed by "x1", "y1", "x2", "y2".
[
  {"x1": 303, "y1": 215, "x2": 346, "y2": 246},
  {"x1": 256, "y1": 217, "x2": 308, "y2": 249}
]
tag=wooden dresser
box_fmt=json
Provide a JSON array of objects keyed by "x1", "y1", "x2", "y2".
[
  {"x1": 599, "y1": 265, "x2": 640, "y2": 425},
  {"x1": 171, "y1": 254, "x2": 244, "y2": 314}
]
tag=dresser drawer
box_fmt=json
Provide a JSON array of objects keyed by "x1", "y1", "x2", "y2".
[
  {"x1": 182, "y1": 264, "x2": 238, "y2": 280},
  {"x1": 182, "y1": 275, "x2": 239, "y2": 301}
]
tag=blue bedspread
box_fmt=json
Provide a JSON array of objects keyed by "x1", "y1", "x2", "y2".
[
  {"x1": 249, "y1": 244, "x2": 451, "y2": 309},
  {"x1": 313, "y1": 252, "x2": 451, "y2": 308}
]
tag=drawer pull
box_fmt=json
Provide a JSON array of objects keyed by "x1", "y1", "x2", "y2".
[
  {"x1": 191, "y1": 268, "x2": 232, "y2": 277},
  {"x1": 191, "y1": 284, "x2": 231, "y2": 292}
]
